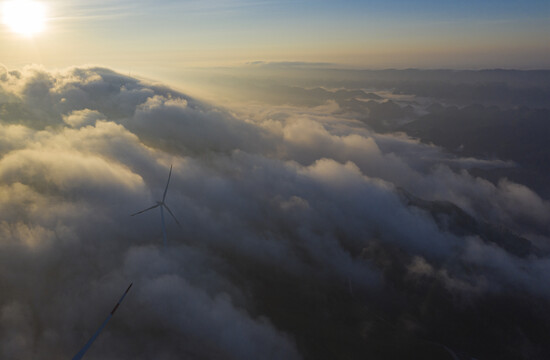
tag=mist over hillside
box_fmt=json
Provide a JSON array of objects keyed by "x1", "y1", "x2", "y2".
[
  {"x1": 0, "y1": 65, "x2": 549, "y2": 359},
  {"x1": 180, "y1": 64, "x2": 550, "y2": 199}
]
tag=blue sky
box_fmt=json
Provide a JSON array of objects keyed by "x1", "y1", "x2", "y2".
[{"x1": 1, "y1": 0, "x2": 549, "y2": 73}]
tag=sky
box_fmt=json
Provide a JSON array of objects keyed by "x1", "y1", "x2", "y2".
[{"x1": 0, "y1": 0, "x2": 549, "y2": 82}]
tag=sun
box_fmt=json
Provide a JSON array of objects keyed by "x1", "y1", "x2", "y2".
[{"x1": 2, "y1": 0, "x2": 46, "y2": 37}]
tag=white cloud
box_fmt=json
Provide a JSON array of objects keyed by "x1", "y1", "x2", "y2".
[{"x1": 0, "y1": 66, "x2": 548, "y2": 359}]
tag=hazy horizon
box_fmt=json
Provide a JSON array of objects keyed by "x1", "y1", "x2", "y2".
[{"x1": 2, "y1": 0, "x2": 549, "y2": 72}]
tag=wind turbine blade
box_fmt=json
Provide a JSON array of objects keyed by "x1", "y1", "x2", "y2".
[
  {"x1": 160, "y1": 205, "x2": 168, "y2": 247},
  {"x1": 72, "y1": 283, "x2": 133, "y2": 360},
  {"x1": 163, "y1": 203, "x2": 181, "y2": 227},
  {"x1": 130, "y1": 204, "x2": 159, "y2": 216},
  {"x1": 162, "y1": 164, "x2": 173, "y2": 202}
]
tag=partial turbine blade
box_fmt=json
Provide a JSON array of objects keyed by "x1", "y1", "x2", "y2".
[
  {"x1": 162, "y1": 164, "x2": 173, "y2": 202},
  {"x1": 163, "y1": 203, "x2": 181, "y2": 227},
  {"x1": 130, "y1": 204, "x2": 159, "y2": 216},
  {"x1": 71, "y1": 283, "x2": 133, "y2": 360}
]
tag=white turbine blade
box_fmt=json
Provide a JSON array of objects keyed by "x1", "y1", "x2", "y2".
[
  {"x1": 72, "y1": 283, "x2": 133, "y2": 360},
  {"x1": 162, "y1": 164, "x2": 173, "y2": 202},
  {"x1": 163, "y1": 203, "x2": 181, "y2": 227},
  {"x1": 130, "y1": 204, "x2": 159, "y2": 216}
]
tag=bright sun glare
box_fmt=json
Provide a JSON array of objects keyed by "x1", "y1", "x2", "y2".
[{"x1": 2, "y1": 0, "x2": 46, "y2": 36}]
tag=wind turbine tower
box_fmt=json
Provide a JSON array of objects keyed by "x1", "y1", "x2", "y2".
[{"x1": 131, "y1": 165, "x2": 180, "y2": 246}]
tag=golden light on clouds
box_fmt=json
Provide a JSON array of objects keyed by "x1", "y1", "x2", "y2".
[{"x1": 1, "y1": 0, "x2": 46, "y2": 36}]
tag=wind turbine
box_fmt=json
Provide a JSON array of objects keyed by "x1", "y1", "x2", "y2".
[
  {"x1": 131, "y1": 165, "x2": 180, "y2": 247},
  {"x1": 72, "y1": 283, "x2": 133, "y2": 360}
]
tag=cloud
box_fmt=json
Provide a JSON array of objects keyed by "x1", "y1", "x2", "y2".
[
  {"x1": 126, "y1": 94, "x2": 272, "y2": 154},
  {"x1": 0, "y1": 66, "x2": 548, "y2": 359},
  {"x1": 63, "y1": 109, "x2": 106, "y2": 128},
  {"x1": 129, "y1": 264, "x2": 301, "y2": 360}
]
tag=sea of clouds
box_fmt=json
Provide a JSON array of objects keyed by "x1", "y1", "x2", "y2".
[{"x1": 0, "y1": 65, "x2": 548, "y2": 359}]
